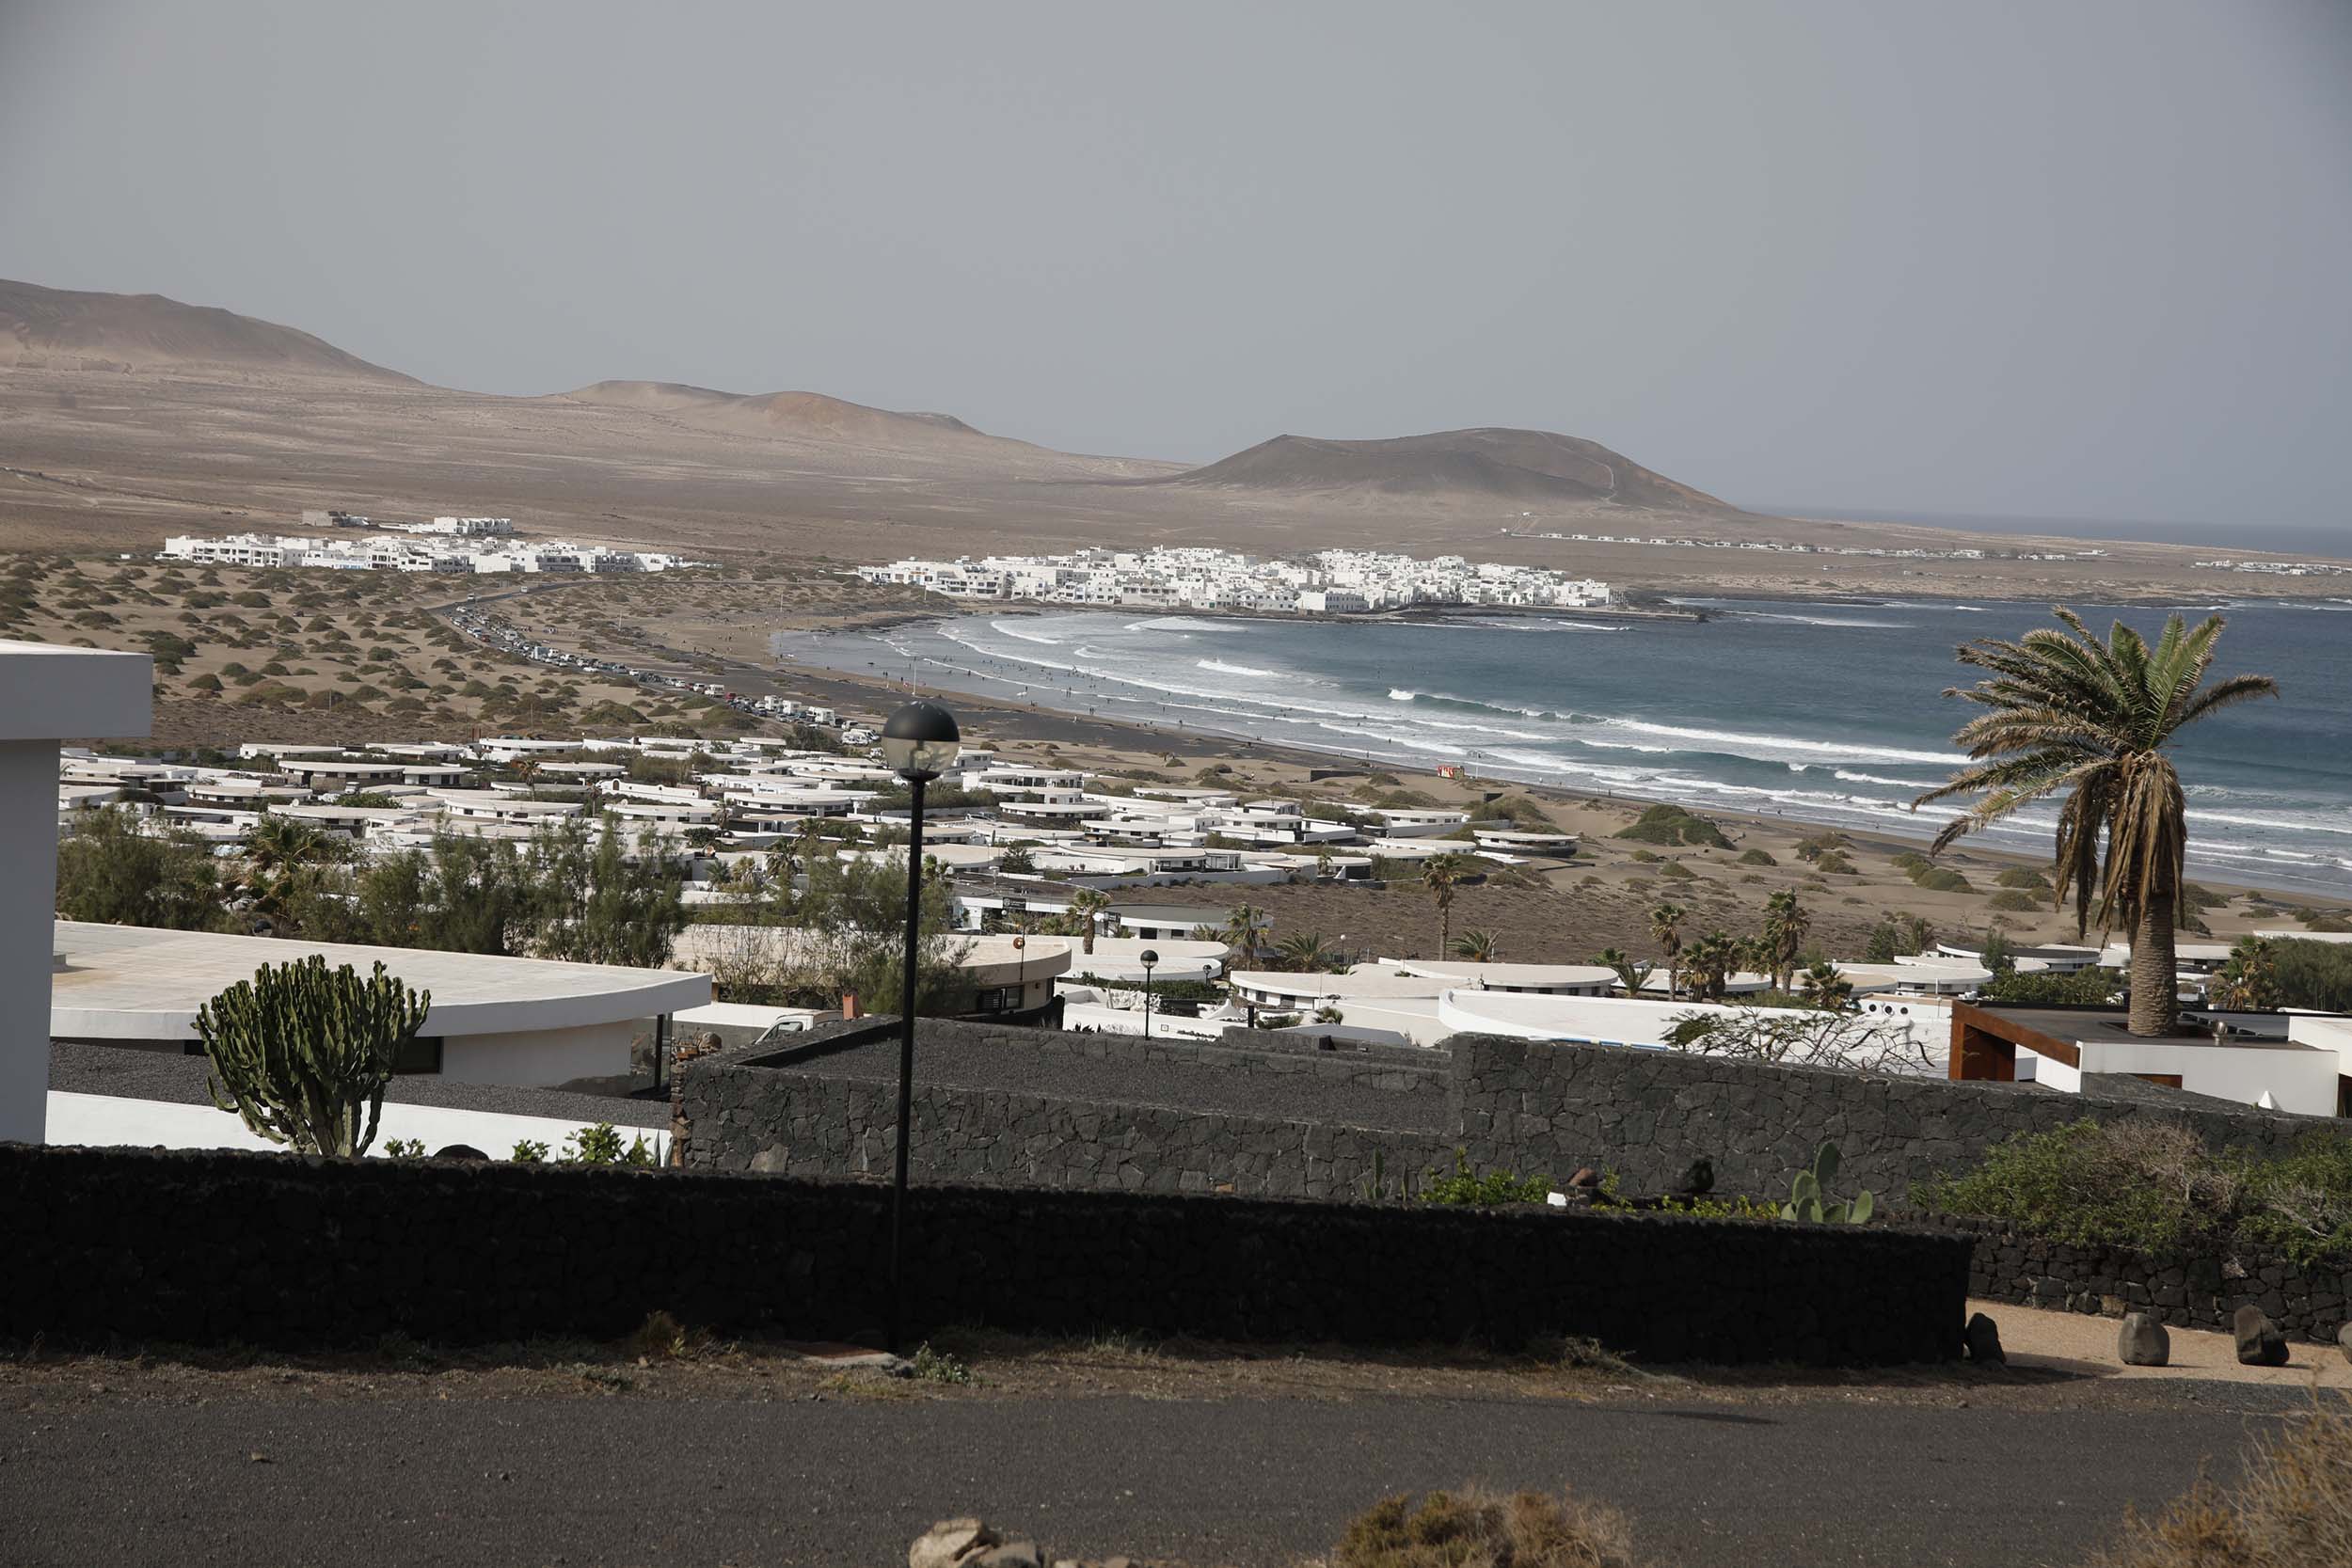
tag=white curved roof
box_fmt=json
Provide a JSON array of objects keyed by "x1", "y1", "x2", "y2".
[{"x1": 51, "y1": 921, "x2": 708, "y2": 1042}]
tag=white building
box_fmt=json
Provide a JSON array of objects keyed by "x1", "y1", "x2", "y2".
[{"x1": 52, "y1": 921, "x2": 709, "y2": 1086}]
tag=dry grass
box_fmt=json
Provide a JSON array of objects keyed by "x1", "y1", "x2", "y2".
[
  {"x1": 2084, "y1": 1396, "x2": 2352, "y2": 1567},
  {"x1": 1317, "y1": 1485, "x2": 1644, "y2": 1568}
]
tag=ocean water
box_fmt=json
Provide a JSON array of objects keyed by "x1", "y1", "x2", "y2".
[{"x1": 771, "y1": 597, "x2": 2352, "y2": 899}]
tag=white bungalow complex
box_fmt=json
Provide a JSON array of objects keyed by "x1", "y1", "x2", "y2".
[
  {"x1": 856, "y1": 546, "x2": 1610, "y2": 614},
  {"x1": 160, "y1": 520, "x2": 710, "y2": 576},
  {"x1": 48, "y1": 714, "x2": 2351, "y2": 1120}
]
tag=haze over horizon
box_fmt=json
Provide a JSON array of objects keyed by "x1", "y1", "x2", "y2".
[{"x1": 3, "y1": 2, "x2": 2346, "y2": 542}]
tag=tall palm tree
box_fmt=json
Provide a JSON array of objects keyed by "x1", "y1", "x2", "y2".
[
  {"x1": 1592, "y1": 947, "x2": 1654, "y2": 998},
  {"x1": 1914, "y1": 609, "x2": 2277, "y2": 1037},
  {"x1": 1275, "y1": 930, "x2": 1335, "y2": 974},
  {"x1": 1450, "y1": 928, "x2": 1500, "y2": 963},
  {"x1": 1795, "y1": 961, "x2": 1853, "y2": 1011},
  {"x1": 1648, "y1": 902, "x2": 1688, "y2": 1001},
  {"x1": 1759, "y1": 890, "x2": 1810, "y2": 992},
  {"x1": 1068, "y1": 888, "x2": 1113, "y2": 956},
  {"x1": 1422, "y1": 854, "x2": 1470, "y2": 958},
  {"x1": 1222, "y1": 903, "x2": 1269, "y2": 965}
]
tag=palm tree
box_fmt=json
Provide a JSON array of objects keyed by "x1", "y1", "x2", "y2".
[
  {"x1": 1795, "y1": 961, "x2": 1853, "y2": 1011},
  {"x1": 1592, "y1": 947, "x2": 1654, "y2": 998},
  {"x1": 1759, "y1": 891, "x2": 1810, "y2": 991},
  {"x1": 1648, "y1": 902, "x2": 1688, "y2": 1000},
  {"x1": 1222, "y1": 903, "x2": 1269, "y2": 965},
  {"x1": 1068, "y1": 888, "x2": 1112, "y2": 956},
  {"x1": 2209, "y1": 936, "x2": 2280, "y2": 1012},
  {"x1": 1914, "y1": 609, "x2": 2278, "y2": 1037},
  {"x1": 1682, "y1": 930, "x2": 1740, "y2": 1002},
  {"x1": 1422, "y1": 854, "x2": 1470, "y2": 958},
  {"x1": 1450, "y1": 928, "x2": 1500, "y2": 963},
  {"x1": 246, "y1": 813, "x2": 338, "y2": 881},
  {"x1": 1275, "y1": 930, "x2": 1335, "y2": 974}
]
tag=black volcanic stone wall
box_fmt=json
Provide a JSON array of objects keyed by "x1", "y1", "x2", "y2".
[
  {"x1": 1447, "y1": 1037, "x2": 2328, "y2": 1203},
  {"x1": 0, "y1": 1143, "x2": 1969, "y2": 1365},
  {"x1": 1931, "y1": 1215, "x2": 2351, "y2": 1344},
  {"x1": 685, "y1": 1069, "x2": 1451, "y2": 1199}
]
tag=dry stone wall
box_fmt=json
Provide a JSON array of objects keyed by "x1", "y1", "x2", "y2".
[{"x1": 0, "y1": 1142, "x2": 1969, "y2": 1365}]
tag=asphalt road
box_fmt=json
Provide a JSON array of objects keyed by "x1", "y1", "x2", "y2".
[{"x1": 0, "y1": 1387, "x2": 2286, "y2": 1567}]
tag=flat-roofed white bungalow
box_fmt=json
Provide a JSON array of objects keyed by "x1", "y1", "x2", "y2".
[
  {"x1": 426, "y1": 788, "x2": 582, "y2": 824},
  {"x1": 1375, "y1": 958, "x2": 1617, "y2": 995},
  {"x1": 668, "y1": 927, "x2": 1071, "y2": 1018},
  {"x1": 999, "y1": 796, "x2": 1114, "y2": 826},
  {"x1": 1363, "y1": 807, "x2": 1472, "y2": 837},
  {"x1": 539, "y1": 760, "x2": 628, "y2": 782},
  {"x1": 476, "y1": 736, "x2": 594, "y2": 763},
  {"x1": 270, "y1": 801, "x2": 421, "y2": 839},
  {"x1": 278, "y1": 758, "x2": 413, "y2": 791},
  {"x1": 1228, "y1": 967, "x2": 1452, "y2": 1010},
  {"x1": 50, "y1": 920, "x2": 709, "y2": 1086},
  {"x1": 58, "y1": 783, "x2": 128, "y2": 815},
  {"x1": 185, "y1": 777, "x2": 311, "y2": 809}
]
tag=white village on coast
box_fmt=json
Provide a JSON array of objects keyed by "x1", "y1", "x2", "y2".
[
  {"x1": 21, "y1": 567, "x2": 2352, "y2": 1172},
  {"x1": 856, "y1": 546, "x2": 1613, "y2": 613}
]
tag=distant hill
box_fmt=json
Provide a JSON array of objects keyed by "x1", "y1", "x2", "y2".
[
  {"x1": 555, "y1": 379, "x2": 1004, "y2": 454},
  {"x1": 0, "y1": 278, "x2": 414, "y2": 382},
  {"x1": 1159, "y1": 428, "x2": 1736, "y2": 512}
]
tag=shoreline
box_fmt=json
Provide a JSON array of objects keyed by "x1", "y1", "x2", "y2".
[{"x1": 761, "y1": 616, "x2": 2338, "y2": 910}]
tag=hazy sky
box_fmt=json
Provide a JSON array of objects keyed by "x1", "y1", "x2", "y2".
[{"x1": 4, "y1": 1, "x2": 2347, "y2": 533}]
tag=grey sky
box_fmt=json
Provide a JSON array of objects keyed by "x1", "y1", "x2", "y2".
[{"x1": 3, "y1": 1, "x2": 2346, "y2": 532}]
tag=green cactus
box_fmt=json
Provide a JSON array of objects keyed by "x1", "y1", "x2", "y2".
[
  {"x1": 1780, "y1": 1140, "x2": 1875, "y2": 1224},
  {"x1": 199, "y1": 955, "x2": 430, "y2": 1157}
]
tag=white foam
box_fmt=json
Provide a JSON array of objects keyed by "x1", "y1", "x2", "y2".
[{"x1": 1197, "y1": 658, "x2": 1280, "y2": 678}]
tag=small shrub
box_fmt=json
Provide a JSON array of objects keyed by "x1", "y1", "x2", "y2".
[
  {"x1": 1657, "y1": 862, "x2": 1695, "y2": 881},
  {"x1": 910, "y1": 1341, "x2": 974, "y2": 1385},
  {"x1": 1626, "y1": 847, "x2": 1661, "y2": 863},
  {"x1": 1327, "y1": 1484, "x2": 1642, "y2": 1568},
  {"x1": 1987, "y1": 890, "x2": 2041, "y2": 912},
  {"x1": 1995, "y1": 866, "x2": 2053, "y2": 891},
  {"x1": 1913, "y1": 866, "x2": 1974, "y2": 894},
  {"x1": 509, "y1": 1139, "x2": 549, "y2": 1164},
  {"x1": 1423, "y1": 1149, "x2": 1553, "y2": 1208},
  {"x1": 1917, "y1": 1120, "x2": 2233, "y2": 1256},
  {"x1": 564, "y1": 1121, "x2": 653, "y2": 1165},
  {"x1": 1736, "y1": 847, "x2": 1776, "y2": 866},
  {"x1": 1813, "y1": 850, "x2": 1857, "y2": 875},
  {"x1": 2083, "y1": 1395, "x2": 2352, "y2": 1568},
  {"x1": 628, "y1": 1309, "x2": 706, "y2": 1359},
  {"x1": 382, "y1": 1137, "x2": 426, "y2": 1159},
  {"x1": 1613, "y1": 804, "x2": 1730, "y2": 849}
]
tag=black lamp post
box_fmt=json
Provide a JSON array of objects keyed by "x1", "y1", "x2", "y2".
[
  {"x1": 1139, "y1": 947, "x2": 1159, "y2": 1040},
  {"x1": 878, "y1": 699, "x2": 960, "y2": 1354}
]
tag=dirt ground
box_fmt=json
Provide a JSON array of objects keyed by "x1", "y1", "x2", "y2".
[{"x1": 2, "y1": 1298, "x2": 2337, "y2": 1419}]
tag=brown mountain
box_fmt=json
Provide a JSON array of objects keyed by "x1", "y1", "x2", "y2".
[
  {"x1": 1160, "y1": 428, "x2": 1736, "y2": 512},
  {"x1": 0, "y1": 278, "x2": 414, "y2": 382},
  {"x1": 554, "y1": 380, "x2": 1009, "y2": 454}
]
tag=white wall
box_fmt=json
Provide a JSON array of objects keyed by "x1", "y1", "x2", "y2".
[
  {"x1": 2074, "y1": 1037, "x2": 2342, "y2": 1117},
  {"x1": 45, "y1": 1090, "x2": 669, "y2": 1162},
  {"x1": 0, "y1": 741, "x2": 57, "y2": 1144},
  {"x1": 437, "y1": 1018, "x2": 644, "y2": 1085}
]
